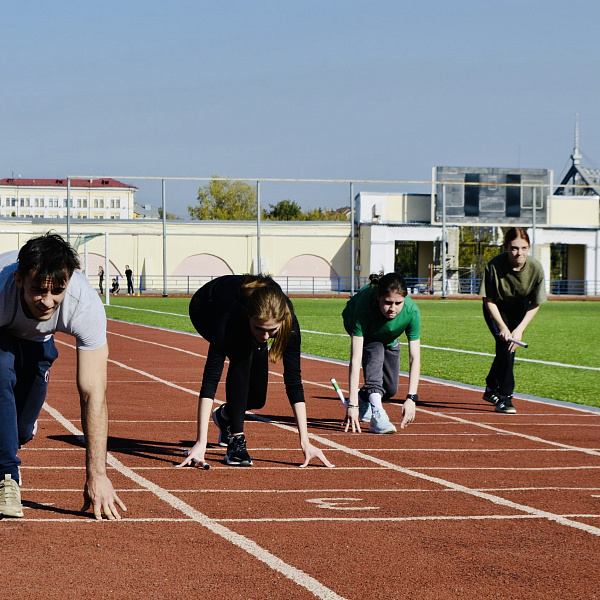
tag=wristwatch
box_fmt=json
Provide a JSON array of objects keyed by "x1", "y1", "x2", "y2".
[{"x1": 406, "y1": 394, "x2": 418, "y2": 403}]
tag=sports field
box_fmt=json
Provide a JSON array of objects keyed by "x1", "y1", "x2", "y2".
[{"x1": 104, "y1": 296, "x2": 600, "y2": 409}]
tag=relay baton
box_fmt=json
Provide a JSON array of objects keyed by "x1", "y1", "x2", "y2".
[
  {"x1": 183, "y1": 450, "x2": 211, "y2": 470},
  {"x1": 508, "y1": 337, "x2": 528, "y2": 348},
  {"x1": 330, "y1": 378, "x2": 348, "y2": 408}
]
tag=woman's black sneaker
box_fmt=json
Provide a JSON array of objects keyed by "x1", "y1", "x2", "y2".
[
  {"x1": 482, "y1": 387, "x2": 501, "y2": 405},
  {"x1": 225, "y1": 434, "x2": 253, "y2": 466},
  {"x1": 212, "y1": 405, "x2": 231, "y2": 447},
  {"x1": 495, "y1": 396, "x2": 517, "y2": 414}
]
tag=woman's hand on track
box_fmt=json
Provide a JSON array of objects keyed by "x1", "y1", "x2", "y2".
[
  {"x1": 299, "y1": 443, "x2": 335, "y2": 468},
  {"x1": 177, "y1": 441, "x2": 206, "y2": 468},
  {"x1": 400, "y1": 399, "x2": 416, "y2": 429},
  {"x1": 343, "y1": 406, "x2": 361, "y2": 433}
]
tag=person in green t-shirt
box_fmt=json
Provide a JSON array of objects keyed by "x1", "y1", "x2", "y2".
[
  {"x1": 342, "y1": 272, "x2": 421, "y2": 434},
  {"x1": 480, "y1": 227, "x2": 546, "y2": 415}
]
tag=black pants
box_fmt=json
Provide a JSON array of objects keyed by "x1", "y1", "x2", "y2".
[
  {"x1": 223, "y1": 343, "x2": 269, "y2": 433},
  {"x1": 482, "y1": 301, "x2": 527, "y2": 397}
]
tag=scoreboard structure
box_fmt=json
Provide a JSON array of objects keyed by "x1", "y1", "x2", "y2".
[{"x1": 434, "y1": 166, "x2": 549, "y2": 224}]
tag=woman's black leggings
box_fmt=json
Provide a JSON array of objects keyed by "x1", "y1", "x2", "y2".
[
  {"x1": 225, "y1": 343, "x2": 269, "y2": 434},
  {"x1": 482, "y1": 301, "x2": 527, "y2": 397}
]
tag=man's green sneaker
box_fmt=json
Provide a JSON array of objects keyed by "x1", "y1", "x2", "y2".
[{"x1": 0, "y1": 474, "x2": 24, "y2": 518}]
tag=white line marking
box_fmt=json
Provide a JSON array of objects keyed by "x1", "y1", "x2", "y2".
[
  {"x1": 218, "y1": 514, "x2": 600, "y2": 523},
  {"x1": 40, "y1": 400, "x2": 348, "y2": 600},
  {"x1": 306, "y1": 498, "x2": 379, "y2": 511},
  {"x1": 12, "y1": 513, "x2": 600, "y2": 524}
]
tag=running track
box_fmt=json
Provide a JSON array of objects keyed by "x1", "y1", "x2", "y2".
[{"x1": 4, "y1": 320, "x2": 600, "y2": 599}]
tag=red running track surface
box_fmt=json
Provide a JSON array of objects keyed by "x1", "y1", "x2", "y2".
[{"x1": 4, "y1": 319, "x2": 600, "y2": 600}]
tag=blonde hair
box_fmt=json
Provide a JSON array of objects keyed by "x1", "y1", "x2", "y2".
[{"x1": 239, "y1": 275, "x2": 293, "y2": 363}]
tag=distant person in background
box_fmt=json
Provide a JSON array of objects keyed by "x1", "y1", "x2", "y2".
[
  {"x1": 98, "y1": 266, "x2": 104, "y2": 295},
  {"x1": 342, "y1": 272, "x2": 421, "y2": 434},
  {"x1": 480, "y1": 227, "x2": 546, "y2": 414},
  {"x1": 125, "y1": 265, "x2": 134, "y2": 295},
  {"x1": 180, "y1": 274, "x2": 334, "y2": 469},
  {"x1": 110, "y1": 278, "x2": 120, "y2": 296}
]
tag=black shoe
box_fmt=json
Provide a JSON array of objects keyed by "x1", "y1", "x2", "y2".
[
  {"x1": 212, "y1": 405, "x2": 231, "y2": 447},
  {"x1": 482, "y1": 387, "x2": 501, "y2": 405},
  {"x1": 495, "y1": 396, "x2": 516, "y2": 414},
  {"x1": 225, "y1": 434, "x2": 252, "y2": 466}
]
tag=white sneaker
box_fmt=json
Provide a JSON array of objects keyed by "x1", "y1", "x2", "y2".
[
  {"x1": 0, "y1": 474, "x2": 24, "y2": 518},
  {"x1": 369, "y1": 408, "x2": 397, "y2": 434},
  {"x1": 359, "y1": 399, "x2": 372, "y2": 423}
]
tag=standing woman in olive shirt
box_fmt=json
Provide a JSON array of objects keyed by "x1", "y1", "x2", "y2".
[
  {"x1": 180, "y1": 274, "x2": 333, "y2": 468},
  {"x1": 480, "y1": 227, "x2": 546, "y2": 414},
  {"x1": 342, "y1": 272, "x2": 421, "y2": 434}
]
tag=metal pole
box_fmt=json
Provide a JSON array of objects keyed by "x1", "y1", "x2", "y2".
[
  {"x1": 350, "y1": 182, "x2": 355, "y2": 295},
  {"x1": 531, "y1": 186, "x2": 537, "y2": 258},
  {"x1": 84, "y1": 241, "x2": 89, "y2": 280},
  {"x1": 441, "y1": 184, "x2": 447, "y2": 298},
  {"x1": 256, "y1": 181, "x2": 262, "y2": 274},
  {"x1": 162, "y1": 179, "x2": 168, "y2": 297},
  {"x1": 104, "y1": 233, "x2": 110, "y2": 306},
  {"x1": 66, "y1": 178, "x2": 71, "y2": 243}
]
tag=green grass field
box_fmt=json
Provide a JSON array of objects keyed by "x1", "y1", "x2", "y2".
[{"x1": 104, "y1": 296, "x2": 600, "y2": 409}]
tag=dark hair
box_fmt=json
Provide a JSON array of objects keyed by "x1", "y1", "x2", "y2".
[
  {"x1": 369, "y1": 272, "x2": 408, "y2": 298},
  {"x1": 17, "y1": 232, "x2": 80, "y2": 286},
  {"x1": 503, "y1": 227, "x2": 530, "y2": 249},
  {"x1": 239, "y1": 275, "x2": 293, "y2": 363}
]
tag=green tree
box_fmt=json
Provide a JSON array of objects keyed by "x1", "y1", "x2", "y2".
[
  {"x1": 459, "y1": 226, "x2": 501, "y2": 279},
  {"x1": 304, "y1": 207, "x2": 349, "y2": 221},
  {"x1": 264, "y1": 199, "x2": 304, "y2": 221},
  {"x1": 188, "y1": 176, "x2": 257, "y2": 220},
  {"x1": 158, "y1": 207, "x2": 181, "y2": 220}
]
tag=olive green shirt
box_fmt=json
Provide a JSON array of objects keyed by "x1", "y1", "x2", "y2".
[
  {"x1": 342, "y1": 284, "x2": 421, "y2": 347},
  {"x1": 480, "y1": 252, "x2": 546, "y2": 305}
]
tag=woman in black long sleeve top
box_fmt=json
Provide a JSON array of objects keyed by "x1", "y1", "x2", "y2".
[{"x1": 180, "y1": 275, "x2": 334, "y2": 468}]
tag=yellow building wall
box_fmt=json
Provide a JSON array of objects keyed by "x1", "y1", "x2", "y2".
[
  {"x1": 0, "y1": 220, "x2": 352, "y2": 282},
  {"x1": 549, "y1": 196, "x2": 599, "y2": 227}
]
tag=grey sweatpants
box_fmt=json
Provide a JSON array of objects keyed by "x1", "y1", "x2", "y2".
[{"x1": 359, "y1": 339, "x2": 400, "y2": 402}]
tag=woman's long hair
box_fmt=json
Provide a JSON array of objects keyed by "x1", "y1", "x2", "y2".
[{"x1": 239, "y1": 275, "x2": 293, "y2": 362}]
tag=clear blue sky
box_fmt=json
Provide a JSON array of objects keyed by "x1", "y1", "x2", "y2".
[{"x1": 2, "y1": 0, "x2": 599, "y2": 217}]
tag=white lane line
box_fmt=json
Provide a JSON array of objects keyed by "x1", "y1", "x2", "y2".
[
  {"x1": 40, "y1": 401, "x2": 347, "y2": 600},
  {"x1": 14, "y1": 514, "x2": 600, "y2": 524},
  {"x1": 23, "y1": 446, "x2": 600, "y2": 453},
  {"x1": 218, "y1": 514, "x2": 600, "y2": 523},
  {"x1": 55, "y1": 336, "x2": 600, "y2": 540},
  {"x1": 401, "y1": 406, "x2": 600, "y2": 457},
  {"x1": 20, "y1": 465, "x2": 600, "y2": 472},
  {"x1": 24, "y1": 487, "x2": 600, "y2": 494}
]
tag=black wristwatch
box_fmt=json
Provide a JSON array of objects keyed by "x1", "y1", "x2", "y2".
[{"x1": 406, "y1": 394, "x2": 418, "y2": 403}]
